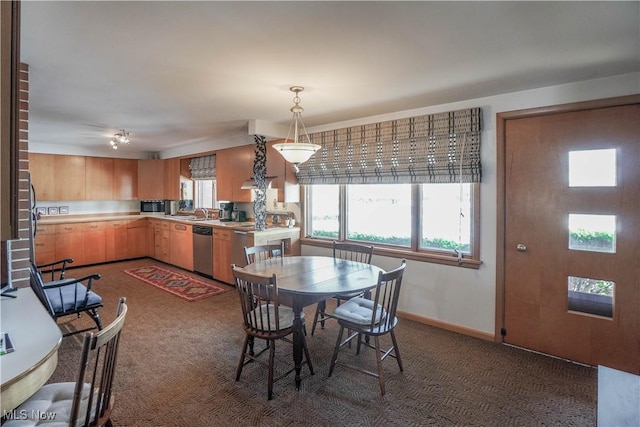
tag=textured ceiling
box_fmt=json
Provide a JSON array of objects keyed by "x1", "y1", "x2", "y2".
[{"x1": 20, "y1": 1, "x2": 640, "y2": 157}]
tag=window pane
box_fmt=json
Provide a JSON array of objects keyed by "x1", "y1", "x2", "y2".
[
  {"x1": 346, "y1": 184, "x2": 411, "y2": 247},
  {"x1": 568, "y1": 214, "x2": 616, "y2": 253},
  {"x1": 421, "y1": 183, "x2": 472, "y2": 253},
  {"x1": 309, "y1": 185, "x2": 339, "y2": 239},
  {"x1": 568, "y1": 149, "x2": 616, "y2": 187},
  {"x1": 194, "y1": 180, "x2": 216, "y2": 209},
  {"x1": 568, "y1": 275, "x2": 614, "y2": 318}
]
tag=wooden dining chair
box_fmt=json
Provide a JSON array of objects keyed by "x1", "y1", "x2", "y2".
[
  {"x1": 3, "y1": 297, "x2": 128, "y2": 427},
  {"x1": 244, "y1": 241, "x2": 285, "y2": 265},
  {"x1": 29, "y1": 260, "x2": 104, "y2": 337},
  {"x1": 232, "y1": 265, "x2": 314, "y2": 400},
  {"x1": 328, "y1": 260, "x2": 406, "y2": 395},
  {"x1": 311, "y1": 241, "x2": 374, "y2": 335}
]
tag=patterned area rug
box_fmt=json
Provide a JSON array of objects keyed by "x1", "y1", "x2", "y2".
[{"x1": 123, "y1": 265, "x2": 231, "y2": 301}]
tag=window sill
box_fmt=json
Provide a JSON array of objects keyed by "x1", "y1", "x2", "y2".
[{"x1": 300, "y1": 237, "x2": 482, "y2": 270}]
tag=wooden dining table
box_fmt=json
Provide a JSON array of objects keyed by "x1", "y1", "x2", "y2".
[{"x1": 242, "y1": 255, "x2": 384, "y2": 389}]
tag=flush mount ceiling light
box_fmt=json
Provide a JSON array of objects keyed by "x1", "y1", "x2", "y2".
[
  {"x1": 272, "y1": 86, "x2": 321, "y2": 172},
  {"x1": 109, "y1": 129, "x2": 130, "y2": 150}
]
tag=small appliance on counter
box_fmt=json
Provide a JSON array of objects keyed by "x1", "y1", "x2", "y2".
[
  {"x1": 219, "y1": 202, "x2": 234, "y2": 222},
  {"x1": 140, "y1": 200, "x2": 165, "y2": 214},
  {"x1": 232, "y1": 210, "x2": 246, "y2": 222},
  {"x1": 164, "y1": 200, "x2": 179, "y2": 215}
]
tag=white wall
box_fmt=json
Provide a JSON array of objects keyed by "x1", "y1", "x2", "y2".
[{"x1": 302, "y1": 72, "x2": 640, "y2": 337}]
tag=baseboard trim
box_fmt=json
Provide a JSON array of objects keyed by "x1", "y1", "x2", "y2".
[{"x1": 397, "y1": 310, "x2": 496, "y2": 342}]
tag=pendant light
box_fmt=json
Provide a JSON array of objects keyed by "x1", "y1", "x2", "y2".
[{"x1": 272, "y1": 86, "x2": 321, "y2": 172}]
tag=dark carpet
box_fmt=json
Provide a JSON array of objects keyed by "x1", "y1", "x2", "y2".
[{"x1": 50, "y1": 258, "x2": 596, "y2": 427}]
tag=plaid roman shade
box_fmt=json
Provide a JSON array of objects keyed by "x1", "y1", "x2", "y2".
[
  {"x1": 189, "y1": 154, "x2": 216, "y2": 180},
  {"x1": 296, "y1": 108, "x2": 482, "y2": 184}
]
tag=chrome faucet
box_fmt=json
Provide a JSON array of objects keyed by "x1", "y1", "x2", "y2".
[{"x1": 195, "y1": 208, "x2": 208, "y2": 219}]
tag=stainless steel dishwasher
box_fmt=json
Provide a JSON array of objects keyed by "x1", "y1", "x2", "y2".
[{"x1": 192, "y1": 225, "x2": 213, "y2": 278}]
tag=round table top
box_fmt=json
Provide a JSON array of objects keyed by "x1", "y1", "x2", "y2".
[{"x1": 242, "y1": 255, "x2": 383, "y2": 297}]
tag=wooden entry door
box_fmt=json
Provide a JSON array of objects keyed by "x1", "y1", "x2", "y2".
[{"x1": 502, "y1": 102, "x2": 640, "y2": 374}]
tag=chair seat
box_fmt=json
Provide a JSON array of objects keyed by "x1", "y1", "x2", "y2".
[
  {"x1": 333, "y1": 297, "x2": 385, "y2": 325},
  {"x1": 250, "y1": 304, "x2": 304, "y2": 331},
  {"x1": 2, "y1": 382, "x2": 91, "y2": 427},
  {"x1": 45, "y1": 284, "x2": 103, "y2": 314}
]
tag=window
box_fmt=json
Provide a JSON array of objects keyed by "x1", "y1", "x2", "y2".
[
  {"x1": 194, "y1": 179, "x2": 216, "y2": 209},
  {"x1": 305, "y1": 182, "x2": 479, "y2": 267}
]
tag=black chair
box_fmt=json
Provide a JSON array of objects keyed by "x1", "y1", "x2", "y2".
[
  {"x1": 232, "y1": 264, "x2": 314, "y2": 400},
  {"x1": 29, "y1": 260, "x2": 104, "y2": 337},
  {"x1": 4, "y1": 298, "x2": 128, "y2": 427},
  {"x1": 328, "y1": 260, "x2": 407, "y2": 395},
  {"x1": 311, "y1": 241, "x2": 374, "y2": 335},
  {"x1": 244, "y1": 242, "x2": 285, "y2": 265}
]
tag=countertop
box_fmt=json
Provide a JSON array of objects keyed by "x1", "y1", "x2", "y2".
[{"x1": 37, "y1": 213, "x2": 299, "y2": 235}]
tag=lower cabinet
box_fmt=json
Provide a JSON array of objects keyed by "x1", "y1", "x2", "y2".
[
  {"x1": 105, "y1": 220, "x2": 128, "y2": 262},
  {"x1": 33, "y1": 224, "x2": 57, "y2": 266},
  {"x1": 213, "y1": 227, "x2": 233, "y2": 284},
  {"x1": 169, "y1": 223, "x2": 193, "y2": 271},
  {"x1": 126, "y1": 219, "x2": 151, "y2": 258}
]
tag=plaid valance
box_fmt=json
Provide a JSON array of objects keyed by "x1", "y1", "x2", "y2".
[
  {"x1": 189, "y1": 154, "x2": 216, "y2": 180},
  {"x1": 296, "y1": 108, "x2": 482, "y2": 184}
]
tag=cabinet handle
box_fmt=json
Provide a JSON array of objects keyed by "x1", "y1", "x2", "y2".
[{"x1": 175, "y1": 225, "x2": 186, "y2": 231}]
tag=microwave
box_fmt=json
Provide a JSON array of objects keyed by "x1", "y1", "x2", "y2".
[{"x1": 140, "y1": 200, "x2": 165, "y2": 214}]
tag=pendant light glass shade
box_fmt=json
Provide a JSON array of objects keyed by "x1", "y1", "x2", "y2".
[{"x1": 272, "y1": 86, "x2": 320, "y2": 170}]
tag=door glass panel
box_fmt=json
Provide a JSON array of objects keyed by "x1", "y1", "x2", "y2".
[
  {"x1": 568, "y1": 214, "x2": 616, "y2": 253},
  {"x1": 568, "y1": 276, "x2": 614, "y2": 318},
  {"x1": 568, "y1": 148, "x2": 616, "y2": 187}
]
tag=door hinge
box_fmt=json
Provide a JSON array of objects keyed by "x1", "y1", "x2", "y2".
[{"x1": 500, "y1": 327, "x2": 507, "y2": 337}]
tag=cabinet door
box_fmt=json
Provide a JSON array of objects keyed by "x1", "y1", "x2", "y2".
[
  {"x1": 85, "y1": 157, "x2": 114, "y2": 200},
  {"x1": 29, "y1": 153, "x2": 56, "y2": 201},
  {"x1": 216, "y1": 145, "x2": 254, "y2": 202},
  {"x1": 127, "y1": 223, "x2": 150, "y2": 258},
  {"x1": 213, "y1": 228, "x2": 233, "y2": 283},
  {"x1": 114, "y1": 159, "x2": 138, "y2": 200},
  {"x1": 266, "y1": 140, "x2": 300, "y2": 203},
  {"x1": 34, "y1": 224, "x2": 56, "y2": 266},
  {"x1": 55, "y1": 155, "x2": 86, "y2": 200},
  {"x1": 163, "y1": 158, "x2": 181, "y2": 200},
  {"x1": 169, "y1": 223, "x2": 193, "y2": 270},
  {"x1": 82, "y1": 222, "x2": 107, "y2": 265},
  {"x1": 138, "y1": 159, "x2": 165, "y2": 200},
  {"x1": 55, "y1": 223, "x2": 84, "y2": 265},
  {"x1": 105, "y1": 220, "x2": 128, "y2": 261}
]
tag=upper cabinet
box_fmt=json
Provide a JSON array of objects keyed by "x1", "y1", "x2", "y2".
[
  {"x1": 85, "y1": 157, "x2": 114, "y2": 200},
  {"x1": 266, "y1": 140, "x2": 300, "y2": 203},
  {"x1": 113, "y1": 159, "x2": 138, "y2": 200},
  {"x1": 216, "y1": 144, "x2": 254, "y2": 202},
  {"x1": 137, "y1": 159, "x2": 164, "y2": 200},
  {"x1": 163, "y1": 158, "x2": 181, "y2": 200},
  {"x1": 29, "y1": 153, "x2": 86, "y2": 201}
]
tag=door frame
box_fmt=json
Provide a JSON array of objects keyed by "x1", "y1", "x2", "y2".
[{"x1": 494, "y1": 94, "x2": 640, "y2": 342}]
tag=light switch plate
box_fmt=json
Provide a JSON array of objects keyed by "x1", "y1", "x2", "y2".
[
  {"x1": 36, "y1": 207, "x2": 47, "y2": 216},
  {"x1": 59, "y1": 206, "x2": 69, "y2": 214},
  {"x1": 47, "y1": 207, "x2": 59, "y2": 215}
]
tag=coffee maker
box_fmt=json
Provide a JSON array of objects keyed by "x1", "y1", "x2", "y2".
[{"x1": 219, "y1": 202, "x2": 234, "y2": 222}]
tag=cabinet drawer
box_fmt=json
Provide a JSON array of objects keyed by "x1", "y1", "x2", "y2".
[
  {"x1": 213, "y1": 228, "x2": 232, "y2": 240},
  {"x1": 105, "y1": 220, "x2": 127, "y2": 229},
  {"x1": 160, "y1": 221, "x2": 171, "y2": 230},
  {"x1": 35, "y1": 223, "x2": 56, "y2": 235},
  {"x1": 56, "y1": 223, "x2": 83, "y2": 233},
  {"x1": 171, "y1": 223, "x2": 191, "y2": 234},
  {"x1": 127, "y1": 218, "x2": 148, "y2": 228},
  {"x1": 83, "y1": 222, "x2": 107, "y2": 232}
]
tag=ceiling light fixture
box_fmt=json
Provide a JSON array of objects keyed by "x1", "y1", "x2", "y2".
[
  {"x1": 272, "y1": 86, "x2": 321, "y2": 172},
  {"x1": 109, "y1": 129, "x2": 130, "y2": 150}
]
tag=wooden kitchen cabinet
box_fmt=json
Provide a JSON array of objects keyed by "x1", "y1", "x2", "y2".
[
  {"x1": 138, "y1": 159, "x2": 164, "y2": 200},
  {"x1": 266, "y1": 140, "x2": 300, "y2": 203},
  {"x1": 105, "y1": 220, "x2": 128, "y2": 261},
  {"x1": 169, "y1": 222, "x2": 193, "y2": 271},
  {"x1": 82, "y1": 222, "x2": 107, "y2": 265},
  {"x1": 33, "y1": 223, "x2": 56, "y2": 266},
  {"x1": 55, "y1": 155, "x2": 86, "y2": 200},
  {"x1": 213, "y1": 227, "x2": 233, "y2": 284},
  {"x1": 127, "y1": 218, "x2": 150, "y2": 258},
  {"x1": 153, "y1": 221, "x2": 171, "y2": 263},
  {"x1": 55, "y1": 223, "x2": 84, "y2": 265},
  {"x1": 29, "y1": 153, "x2": 56, "y2": 200},
  {"x1": 85, "y1": 157, "x2": 114, "y2": 200},
  {"x1": 216, "y1": 144, "x2": 254, "y2": 202},
  {"x1": 163, "y1": 158, "x2": 182, "y2": 200},
  {"x1": 114, "y1": 158, "x2": 138, "y2": 200},
  {"x1": 29, "y1": 153, "x2": 86, "y2": 201}
]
